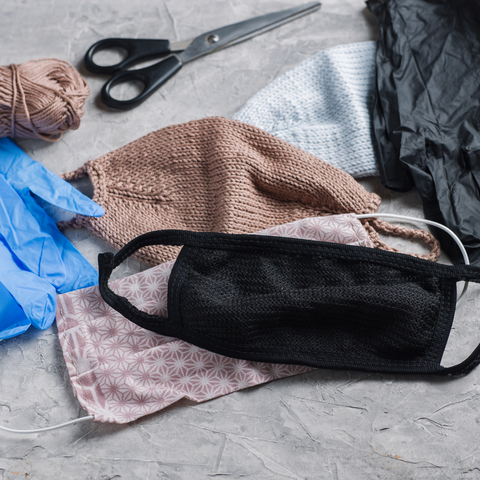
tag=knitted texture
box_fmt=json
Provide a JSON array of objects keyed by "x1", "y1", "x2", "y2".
[
  {"x1": 61, "y1": 117, "x2": 439, "y2": 265},
  {"x1": 233, "y1": 41, "x2": 379, "y2": 178}
]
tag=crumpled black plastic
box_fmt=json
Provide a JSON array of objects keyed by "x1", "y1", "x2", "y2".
[{"x1": 367, "y1": 0, "x2": 480, "y2": 264}]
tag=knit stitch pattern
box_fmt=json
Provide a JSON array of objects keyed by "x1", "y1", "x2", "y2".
[
  {"x1": 233, "y1": 41, "x2": 379, "y2": 178},
  {"x1": 61, "y1": 117, "x2": 438, "y2": 265}
]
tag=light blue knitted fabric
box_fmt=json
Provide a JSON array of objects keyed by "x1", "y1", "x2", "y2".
[{"x1": 233, "y1": 41, "x2": 379, "y2": 178}]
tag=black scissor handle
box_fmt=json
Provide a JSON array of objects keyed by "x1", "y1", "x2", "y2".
[
  {"x1": 84, "y1": 38, "x2": 172, "y2": 75},
  {"x1": 101, "y1": 54, "x2": 183, "y2": 110}
]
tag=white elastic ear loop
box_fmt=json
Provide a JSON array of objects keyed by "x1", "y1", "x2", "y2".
[
  {"x1": 355, "y1": 213, "x2": 470, "y2": 301},
  {"x1": 0, "y1": 415, "x2": 94, "y2": 434}
]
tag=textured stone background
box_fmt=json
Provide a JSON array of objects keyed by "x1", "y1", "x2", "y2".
[{"x1": 1, "y1": 0, "x2": 480, "y2": 479}]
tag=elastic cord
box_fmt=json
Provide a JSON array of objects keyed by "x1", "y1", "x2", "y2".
[
  {"x1": 0, "y1": 415, "x2": 94, "y2": 434},
  {"x1": 355, "y1": 213, "x2": 470, "y2": 300}
]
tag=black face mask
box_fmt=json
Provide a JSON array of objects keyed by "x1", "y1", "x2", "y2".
[{"x1": 98, "y1": 230, "x2": 480, "y2": 376}]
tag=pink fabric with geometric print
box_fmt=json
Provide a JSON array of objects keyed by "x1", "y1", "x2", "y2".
[{"x1": 56, "y1": 214, "x2": 373, "y2": 424}]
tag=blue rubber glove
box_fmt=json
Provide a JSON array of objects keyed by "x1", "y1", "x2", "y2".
[
  {"x1": 0, "y1": 176, "x2": 67, "y2": 289},
  {"x1": 0, "y1": 237, "x2": 57, "y2": 336},
  {"x1": 0, "y1": 279, "x2": 31, "y2": 340},
  {"x1": 0, "y1": 138, "x2": 105, "y2": 293},
  {"x1": 0, "y1": 138, "x2": 105, "y2": 339},
  {"x1": 18, "y1": 192, "x2": 98, "y2": 293},
  {"x1": 0, "y1": 138, "x2": 104, "y2": 217}
]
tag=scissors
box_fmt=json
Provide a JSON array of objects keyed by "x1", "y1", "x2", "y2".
[{"x1": 84, "y1": 2, "x2": 321, "y2": 110}]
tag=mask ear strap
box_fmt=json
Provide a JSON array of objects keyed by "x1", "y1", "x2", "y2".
[
  {"x1": 355, "y1": 213, "x2": 470, "y2": 301},
  {"x1": 0, "y1": 415, "x2": 94, "y2": 434},
  {"x1": 98, "y1": 229, "x2": 196, "y2": 334},
  {"x1": 442, "y1": 345, "x2": 480, "y2": 376}
]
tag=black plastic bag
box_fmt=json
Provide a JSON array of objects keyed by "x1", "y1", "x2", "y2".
[{"x1": 367, "y1": 0, "x2": 480, "y2": 264}]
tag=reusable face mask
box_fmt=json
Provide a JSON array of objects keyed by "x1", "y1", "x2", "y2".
[
  {"x1": 0, "y1": 138, "x2": 105, "y2": 339},
  {"x1": 233, "y1": 41, "x2": 379, "y2": 178},
  {"x1": 98, "y1": 220, "x2": 480, "y2": 379},
  {"x1": 0, "y1": 215, "x2": 471, "y2": 434},
  {"x1": 0, "y1": 215, "x2": 372, "y2": 432},
  {"x1": 61, "y1": 117, "x2": 439, "y2": 266}
]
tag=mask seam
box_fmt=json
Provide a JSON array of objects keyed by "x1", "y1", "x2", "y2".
[
  {"x1": 433, "y1": 279, "x2": 460, "y2": 367},
  {"x1": 346, "y1": 214, "x2": 370, "y2": 246},
  {"x1": 169, "y1": 246, "x2": 197, "y2": 332}
]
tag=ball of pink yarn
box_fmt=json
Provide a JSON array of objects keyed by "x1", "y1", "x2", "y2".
[{"x1": 0, "y1": 58, "x2": 90, "y2": 142}]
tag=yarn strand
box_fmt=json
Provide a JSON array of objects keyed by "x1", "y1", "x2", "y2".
[{"x1": 0, "y1": 59, "x2": 89, "y2": 142}]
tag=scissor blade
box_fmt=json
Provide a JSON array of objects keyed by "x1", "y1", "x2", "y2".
[{"x1": 178, "y1": 2, "x2": 321, "y2": 63}]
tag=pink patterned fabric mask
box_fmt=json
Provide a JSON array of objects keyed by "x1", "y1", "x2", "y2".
[{"x1": 56, "y1": 214, "x2": 374, "y2": 424}]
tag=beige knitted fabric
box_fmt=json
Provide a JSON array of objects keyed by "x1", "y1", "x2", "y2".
[{"x1": 61, "y1": 117, "x2": 440, "y2": 265}]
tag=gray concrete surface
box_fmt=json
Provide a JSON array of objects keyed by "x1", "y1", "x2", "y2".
[{"x1": 1, "y1": 0, "x2": 480, "y2": 478}]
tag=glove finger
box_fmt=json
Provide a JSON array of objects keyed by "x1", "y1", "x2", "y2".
[
  {"x1": 17, "y1": 162, "x2": 105, "y2": 216},
  {"x1": 0, "y1": 280, "x2": 31, "y2": 340},
  {"x1": 0, "y1": 138, "x2": 104, "y2": 217},
  {"x1": 21, "y1": 192, "x2": 99, "y2": 292},
  {"x1": 0, "y1": 177, "x2": 67, "y2": 289},
  {"x1": 0, "y1": 239, "x2": 56, "y2": 331}
]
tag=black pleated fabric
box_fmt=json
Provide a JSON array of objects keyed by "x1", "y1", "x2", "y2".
[
  {"x1": 367, "y1": 0, "x2": 480, "y2": 264},
  {"x1": 99, "y1": 230, "x2": 480, "y2": 375}
]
